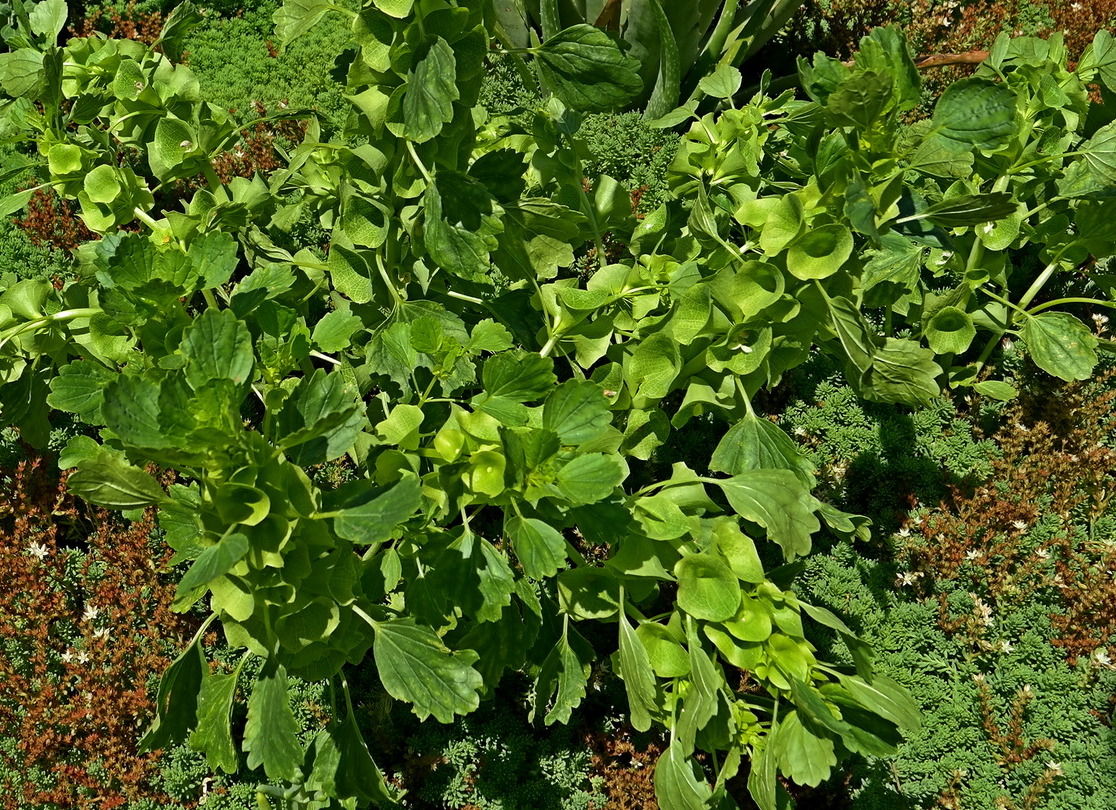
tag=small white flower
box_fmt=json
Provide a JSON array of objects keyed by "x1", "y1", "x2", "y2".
[
  {"x1": 1094, "y1": 649, "x2": 1112, "y2": 667},
  {"x1": 898, "y1": 528, "x2": 911, "y2": 538},
  {"x1": 1000, "y1": 640, "x2": 1014, "y2": 653},
  {"x1": 1092, "y1": 313, "x2": 1109, "y2": 326},
  {"x1": 77, "y1": 651, "x2": 90, "y2": 664},
  {"x1": 1002, "y1": 338, "x2": 1015, "y2": 352},
  {"x1": 27, "y1": 542, "x2": 49, "y2": 560},
  {"x1": 1047, "y1": 761, "x2": 1063, "y2": 776},
  {"x1": 896, "y1": 572, "x2": 922, "y2": 587},
  {"x1": 1021, "y1": 684, "x2": 1034, "y2": 697},
  {"x1": 60, "y1": 650, "x2": 74, "y2": 664},
  {"x1": 1012, "y1": 520, "x2": 1027, "y2": 530},
  {"x1": 793, "y1": 426, "x2": 807, "y2": 437},
  {"x1": 92, "y1": 628, "x2": 110, "y2": 640},
  {"x1": 1035, "y1": 547, "x2": 1050, "y2": 560},
  {"x1": 965, "y1": 549, "x2": 981, "y2": 561},
  {"x1": 81, "y1": 605, "x2": 99, "y2": 623}
]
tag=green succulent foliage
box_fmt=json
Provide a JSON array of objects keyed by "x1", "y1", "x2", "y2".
[{"x1": 6, "y1": 1, "x2": 1116, "y2": 807}]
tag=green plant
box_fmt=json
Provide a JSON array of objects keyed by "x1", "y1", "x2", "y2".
[
  {"x1": 494, "y1": 0, "x2": 803, "y2": 118},
  {"x1": 7, "y1": 2, "x2": 1116, "y2": 808}
]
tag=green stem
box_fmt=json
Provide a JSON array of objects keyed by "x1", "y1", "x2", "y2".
[
  {"x1": 202, "y1": 164, "x2": 229, "y2": 203},
  {"x1": 1027, "y1": 296, "x2": 1116, "y2": 315},
  {"x1": 202, "y1": 289, "x2": 219, "y2": 310},
  {"x1": 405, "y1": 141, "x2": 433, "y2": 184}
]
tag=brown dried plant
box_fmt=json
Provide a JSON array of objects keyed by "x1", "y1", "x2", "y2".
[{"x1": 0, "y1": 454, "x2": 199, "y2": 808}]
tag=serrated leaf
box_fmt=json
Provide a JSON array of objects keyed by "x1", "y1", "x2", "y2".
[
  {"x1": 534, "y1": 623, "x2": 593, "y2": 725},
  {"x1": 189, "y1": 660, "x2": 244, "y2": 774},
  {"x1": 1020, "y1": 312, "x2": 1098, "y2": 381},
  {"x1": 481, "y1": 350, "x2": 556, "y2": 402},
  {"x1": 860, "y1": 338, "x2": 943, "y2": 406},
  {"x1": 543, "y1": 380, "x2": 611, "y2": 445},
  {"x1": 403, "y1": 37, "x2": 458, "y2": 143},
  {"x1": 139, "y1": 635, "x2": 206, "y2": 752},
  {"x1": 556, "y1": 453, "x2": 626, "y2": 504},
  {"x1": 273, "y1": 0, "x2": 331, "y2": 47},
  {"x1": 312, "y1": 310, "x2": 362, "y2": 353},
  {"x1": 424, "y1": 171, "x2": 504, "y2": 282},
  {"x1": 180, "y1": 308, "x2": 254, "y2": 389},
  {"x1": 244, "y1": 660, "x2": 303, "y2": 781},
  {"x1": 506, "y1": 515, "x2": 566, "y2": 579},
  {"x1": 68, "y1": 454, "x2": 166, "y2": 509},
  {"x1": 535, "y1": 24, "x2": 643, "y2": 112},
  {"x1": 772, "y1": 709, "x2": 837, "y2": 787},
  {"x1": 46, "y1": 361, "x2": 114, "y2": 422}
]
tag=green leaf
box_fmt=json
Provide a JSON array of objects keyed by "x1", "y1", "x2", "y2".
[
  {"x1": 424, "y1": 171, "x2": 504, "y2": 282},
  {"x1": 636, "y1": 622, "x2": 690, "y2": 678},
  {"x1": 654, "y1": 738, "x2": 714, "y2": 810},
  {"x1": 617, "y1": 610, "x2": 657, "y2": 732},
  {"x1": 403, "y1": 38, "x2": 459, "y2": 143},
  {"x1": 1020, "y1": 312, "x2": 1098, "y2": 382},
  {"x1": 373, "y1": 0, "x2": 413, "y2": 17},
  {"x1": 918, "y1": 192, "x2": 1017, "y2": 227},
  {"x1": 1059, "y1": 120, "x2": 1116, "y2": 197},
  {"x1": 748, "y1": 730, "x2": 791, "y2": 810},
  {"x1": 642, "y1": 0, "x2": 681, "y2": 120},
  {"x1": 333, "y1": 476, "x2": 422, "y2": 546},
  {"x1": 716, "y1": 471, "x2": 820, "y2": 560},
  {"x1": 534, "y1": 623, "x2": 594, "y2": 725},
  {"x1": 312, "y1": 310, "x2": 362, "y2": 353},
  {"x1": 68, "y1": 454, "x2": 166, "y2": 510},
  {"x1": 156, "y1": 0, "x2": 203, "y2": 61},
  {"x1": 556, "y1": 453, "x2": 626, "y2": 504},
  {"x1": 0, "y1": 50, "x2": 45, "y2": 98},
  {"x1": 180, "y1": 309, "x2": 254, "y2": 389},
  {"x1": 710, "y1": 413, "x2": 815, "y2": 485},
  {"x1": 244, "y1": 660, "x2": 303, "y2": 782},
  {"x1": 859, "y1": 338, "x2": 943, "y2": 407},
  {"x1": 925, "y1": 306, "x2": 976, "y2": 354},
  {"x1": 151, "y1": 117, "x2": 198, "y2": 178},
  {"x1": 139, "y1": 635, "x2": 206, "y2": 752},
  {"x1": 189, "y1": 659, "x2": 244, "y2": 774},
  {"x1": 175, "y1": 533, "x2": 249, "y2": 600},
  {"x1": 332, "y1": 706, "x2": 400, "y2": 804},
  {"x1": 372, "y1": 619, "x2": 483, "y2": 723},
  {"x1": 973, "y1": 380, "x2": 1018, "y2": 401},
  {"x1": 273, "y1": 0, "x2": 331, "y2": 48},
  {"x1": 772, "y1": 709, "x2": 838, "y2": 787},
  {"x1": 675, "y1": 553, "x2": 741, "y2": 621},
  {"x1": 29, "y1": 0, "x2": 67, "y2": 40},
  {"x1": 535, "y1": 24, "x2": 643, "y2": 112},
  {"x1": 47, "y1": 143, "x2": 82, "y2": 176},
  {"x1": 786, "y1": 224, "x2": 853, "y2": 280},
  {"x1": 698, "y1": 64, "x2": 742, "y2": 100},
  {"x1": 506, "y1": 515, "x2": 567, "y2": 579},
  {"x1": 837, "y1": 673, "x2": 921, "y2": 734},
  {"x1": 482, "y1": 350, "x2": 556, "y2": 402},
  {"x1": 543, "y1": 380, "x2": 611, "y2": 445},
  {"x1": 826, "y1": 70, "x2": 893, "y2": 128},
  {"x1": 712, "y1": 519, "x2": 765, "y2": 584},
  {"x1": 46, "y1": 360, "x2": 114, "y2": 422},
  {"x1": 932, "y1": 77, "x2": 1017, "y2": 153}
]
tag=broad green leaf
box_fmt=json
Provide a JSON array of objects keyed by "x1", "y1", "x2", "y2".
[
  {"x1": 919, "y1": 193, "x2": 1017, "y2": 227},
  {"x1": 556, "y1": 453, "x2": 626, "y2": 504},
  {"x1": 534, "y1": 623, "x2": 594, "y2": 725},
  {"x1": 1020, "y1": 312, "x2": 1098, "y2": 381},
  {"x1": 424, "y1": 171, "x2": 504, "y2": 282},
  {"x1": 859, "y1": 338, "x2": 943, "y2": 407},
  {"x1": 0, "y1": 50, "x2": 45, "y2": 98},
  {"x1": 931, "y1": 78, "x2": 1017, "y2": 152},
  {"x1": 312, "y1": 310, "x2": 362, "y2": 353},
  {"x1": 151, "y1": 117, "x2": 197, "y2": 178},
  {"x1": 244, "y1": 660, "x2": 303, "y2": 782},
  {"x1": 716, "y1": 470, "x2": 820, "y2": 560},
  {"x1": 675, "y1": 553, "x2": 741, "y2": 621},
  {"x1": 642, "y1": 0, "x2": 681, "y2": 120},
  {"x1": 332, "y1": 707, "x2": 400, "y2": 804},
  {"x1": 625, "y1": 331, "x2": 680, "y2": 400},
  {"x1": 558, "y1": 566, "x2": 621, "y2": 620},
  {"x1": 772, "y1": 709, "x2": 838, "y2": 787},
  {"x1": 543, "y1": 380, "x2": 611, "y2": 445},
  {"x1": 826, "y1": 70, "x2": 892, "y2": 128},
  {"x1": 712, "y1": 519, "x2": 765, "y2": 584},
  {"x1": 973, "y1": 380, "x2": 1018, "y2": 400},
  {"x1": 180, "y1": 308, "x2": 254, "y2": 389},
  {"x1": 156, "y1": 0, "x2": 203, "y2": 61},
  {"x1": 372, "y1": 619, "x2": 483, "y2": 723},
  {"x1": 68, "y1": 454, "x2": 166, "y2": 510},
  {"x1": 46, "y1": 360, "x2": 114, "y2": 422},
  {"x1": 786, "y1": 224, "x2": 852, "y2": 280},
  {"x1": 925, "y1": 306, "x2": 976, "y2": 354},
  {"x1": 837, "y1": 673, "x2": 921, "y2": 734},
  {"x1": 403, "y1": 38, "x2": 458, "y2": 143},
  {"x1": 799, "y1": 601, "x2": 873, "y2": 678},
  {"x1": 654, "y1": 738, "x2": 714, "y2": 810},
  {"x1": 373, "y1": 0, "x2": 413, "y2": 17},
  {"x1": 617, "y1": 610, "x2": 657, "y2": 732},
  {"x1": 138, "y1": 635, "x2": 206, "y2": 752},
  {"x1": 1059, "y1": 119, "x2": 1116, "y2": 197},
  {"x1": 636, "y1": 622, "x2": 690, "y2": 677},
  {"x1": 482, "y1": 350, "x2": 556, "y2": 401},
  {"x1": 506, "y1": 515, "x2": 567, "y2": 579},
  {"x1": 47, "y1": 143, "x2": 82, "y2": 176},
  {"x1": 273, "y1": 0, "x2": 331, "y2": 47},
  {"x1": 757, "y1": 194, "x2": 804, "y2": 254},
  {"x1": 698, "y1": 64, "x2": 742, "y2": 100},
  {"x1": 710, "y1": 413, "x2": 814, "y2": 485},
  {"x1": 535, "y1": 24, "x2": 643, "y2": 112},
  {"x1": 29, "y1": 0, "x2": 67, "y2": 40},
  {"x1": 333, "y1": 476, "x2": 422, "y2": 546},
  {"x1": 748, "y1": 730, "x2": 791, "y2": 810},
  {"x1": 677, "y1": 621, "x2": 723, "y2": 748},
  {"x1": 175, "y1": 533, "x2": 249, "y2": 600},
  {"x1": 189, "y1": 659, "x2": 244, "y2": 774}
]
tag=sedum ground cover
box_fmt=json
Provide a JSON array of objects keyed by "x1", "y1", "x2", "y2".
[{"x1": 3, "y1": 1, "x2": 1116, "y2": 808}]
